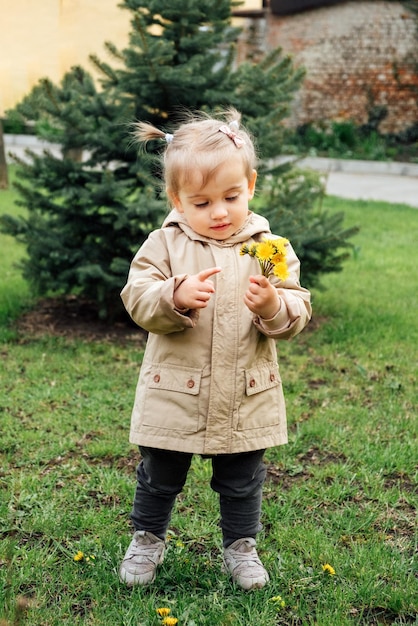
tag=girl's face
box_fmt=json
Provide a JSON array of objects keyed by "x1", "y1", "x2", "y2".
[{"x1": 170, "y1": 159, "x2": 257, "y2": 240}]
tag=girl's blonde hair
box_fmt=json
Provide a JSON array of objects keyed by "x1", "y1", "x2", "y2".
[{"x1": 133, "y1": 109, "x2": 257, "y2": 198}]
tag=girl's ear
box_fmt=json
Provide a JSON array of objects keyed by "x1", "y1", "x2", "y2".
[
  {"x1": 248, "y1": 170, "x2": 257, "y2": 200},
  {"x1": 167, "y1": 190, "x2": 183, "y2": 212}
]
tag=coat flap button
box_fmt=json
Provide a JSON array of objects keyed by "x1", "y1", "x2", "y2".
[
  {"x1": 249, "y1": 378, "x2": 256, "y2": 387},
  {"x1": 153, "y1": 374, "x2": 160, "y2": 383},
  {"x1": 187, "y1": 379, "x2": 195, "y2": 388},
  {"x1": 270, "y1": 373, "x2": 275, "y2": 382}
]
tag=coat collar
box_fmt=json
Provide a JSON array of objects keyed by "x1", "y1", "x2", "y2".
[{"x1": 162, "y1": 210, "x2": 271, "y2": 246}]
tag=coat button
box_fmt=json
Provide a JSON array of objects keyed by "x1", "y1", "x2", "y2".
[
  {"x1": 249, "y1": 378, "x2": 256, "y2": 387},
  {"x1": 270, "y1": 373, "x2": 276, "y2": 382},
  {"x1": 187, "y1": 379, "x2": 195, "y2": 388},
  {"x1": 153, "y1": 374, "x2": 160, "y2": 383}
]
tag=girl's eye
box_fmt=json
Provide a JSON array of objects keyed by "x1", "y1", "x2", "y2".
[
  {"x1": 226, "y1": 195, "x2": 238, "y2": 202},
  {"x1": 195, "y1": 201, "x2": 208, "y2": 208}
]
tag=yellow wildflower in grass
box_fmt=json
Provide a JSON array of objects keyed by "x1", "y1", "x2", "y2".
[
  {"x1": 270, "y1": 595, "x2": 286, "y2": 609},
  {"x1": 156, "y1": 608, "x2": 171, "y2": 617},
  {"x1": 73, "y1": 551, "x2": 84, "y2": 562},
  {"x1": 322, "y1": 563, "x2": 336, "y2": 576},
  {"x1": 161, "y1": 618, "x2": 178, "y2": 626},
  {"x1": 240, "y1": 237, "x2": 289, "y2": 281}
]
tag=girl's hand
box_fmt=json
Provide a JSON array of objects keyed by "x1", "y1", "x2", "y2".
[
  {"x1": 243, "y1": 275, "x2": 281, "y2": 319},
  {"x1": 174, "y1": 267, "x2": 222, "y2": 310}
]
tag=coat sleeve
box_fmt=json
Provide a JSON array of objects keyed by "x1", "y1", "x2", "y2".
[
  {"x1": 120, "y1": 230, "x2": 199, "y2": 334},
  {"x1": 253, "y1": 242, "x2": 312, "y2": 340}
]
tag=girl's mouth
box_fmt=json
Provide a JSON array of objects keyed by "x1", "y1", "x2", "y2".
[{"x1": 211, "y1": 223, "x2": 230, "y2": 231}]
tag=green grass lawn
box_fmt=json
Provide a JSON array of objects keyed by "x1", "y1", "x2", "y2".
[
  {"x1": 0, "y1": 169, "x2": 32, "y2": 336},
  {"x1": 0, "y1": 186, "x2": 417, "y2": 625}
]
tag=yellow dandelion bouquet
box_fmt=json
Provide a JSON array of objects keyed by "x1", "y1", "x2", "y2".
[{"x1": 240, "y1": 237, "x2": 290, "y2": 281}]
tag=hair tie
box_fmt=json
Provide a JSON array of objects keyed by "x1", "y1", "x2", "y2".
[
  {"x1": 219, "y1": 125, "x2": 245, "y2": 148},
  {"x1": 165, "y1": 133, "x2": 174, "y2": 144}
]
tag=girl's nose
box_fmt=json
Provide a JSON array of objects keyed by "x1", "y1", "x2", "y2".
[{"x1": 211, "y1": 203, "x2": 228, "y2": 219}]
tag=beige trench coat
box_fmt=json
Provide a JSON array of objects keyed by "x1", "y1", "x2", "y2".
[{"x1": 121, "y1": 210, "x2": 312, "y2": 455}]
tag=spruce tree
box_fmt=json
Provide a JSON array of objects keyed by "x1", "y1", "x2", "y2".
[{"x1": 1, "y1": 0, "x2": 356, "y2": 319}]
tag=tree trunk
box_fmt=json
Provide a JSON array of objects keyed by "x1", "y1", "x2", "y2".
[{"x1": 0, "y1": 121, "x2": 9, "y2": 190}]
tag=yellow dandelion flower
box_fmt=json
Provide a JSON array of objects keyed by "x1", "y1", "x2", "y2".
[
  {"x1": 256, "y1": 240, "x2": 276, "y2": 262},
  {"x1": 270, "y1": 595, "x2": 286, "y2": 609},
  {"x1": 271, "y1": 251, "x2": 285, "y2": 265},
  {"x1": 73, "y1": 551, "x2": 84, "y2": 562},
  {"x1": 240, "y1": 237, "x2": 289, "y2": 280},
  {"x1": 245, "y1": 243, "x2": 258, "y2": 257},
  {"x1": 273, "y1": 261, "x2": 289, "y2": 281},
  {"x1": 274, "y1": 237, "x2": 289, "y2": 254},
  {"x1": 240, "y1": 237, "x2": 289, "y2": 279},
  {"x1": 156, "y1": 608, "x2": 171, "y2": 617},
  {"x1": 162, "y1": 618, "x2": 178, "y2": 626},
  {"x1": 322, "y1": 563, "x2": 336, "y2": 576}
]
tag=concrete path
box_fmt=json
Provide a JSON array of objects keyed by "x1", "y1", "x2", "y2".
[
  {"x1": 324, "y1": 171, "x2": 418, "y2": 207},
  {"x1": 297, "y1": 156, "x2": 418, "y2": 208},
  {"x1": 5, "y1": 135, "x2": 418, "y2": 208}
]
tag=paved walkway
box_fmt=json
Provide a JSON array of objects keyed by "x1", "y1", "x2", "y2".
[
  {"x1": 5, "y1": 135, "x2": 418, "y2": 208},
  {"x1": 325, "y1": 171, "x2": 418, "y2": 207},
  {"x1": 298, "y1": 157, "x2": 418, "y2": 208}
]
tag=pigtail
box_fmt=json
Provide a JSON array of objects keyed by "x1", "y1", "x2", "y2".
[
  {"x1": 224, "y1": 108, "x2": 242, "y2": 130},
  {"x1": 133, "y1": 121, "x2": 172, "y2": 146}
]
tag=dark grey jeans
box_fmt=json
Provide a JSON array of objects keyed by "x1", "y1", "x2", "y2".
[{"x1": 131, "y1": 446, "x2": 267, "y2": 547}]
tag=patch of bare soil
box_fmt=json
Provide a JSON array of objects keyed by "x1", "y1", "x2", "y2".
[
  {"x1": 15, "y1": 296, "x2": 146, "y2": 344},
  {"x1": 14, "y1": 296, "x2": 324, "y2": 344}
]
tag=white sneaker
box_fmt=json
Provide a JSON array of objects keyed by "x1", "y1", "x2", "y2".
[
  {"x1": 223, "y1": 537, "x2": 269, "y2": 590},
  {"x1": 119, "y1": 530, "x2": 165, "y2": 586}
]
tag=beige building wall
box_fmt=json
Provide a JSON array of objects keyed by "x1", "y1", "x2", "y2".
[
  {"x1": 1, "y1": 0, "x2": 131, "y2": 116},
  {"x1": 1, "y1": 0, "x2": 261, "y2": 117}
]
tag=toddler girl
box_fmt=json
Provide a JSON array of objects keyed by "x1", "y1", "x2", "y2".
[{"x1": 119, "y1": 109, "x2": 312, "y2": 590}]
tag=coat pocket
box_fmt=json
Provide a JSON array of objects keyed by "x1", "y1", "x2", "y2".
[
  {"x1": 141, "y1": 364, "x2": 202, "y2": 432},
  {"x1": 244, "y1": 363, "x2": 281, "y2": 396},
  {"x1": 236, "y1": 363, "x2": 283, "y2": 430}
]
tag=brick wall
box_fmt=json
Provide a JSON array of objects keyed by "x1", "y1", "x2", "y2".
[{"x1": 238, "y1": 1, "x2": 418, "y2": 133}]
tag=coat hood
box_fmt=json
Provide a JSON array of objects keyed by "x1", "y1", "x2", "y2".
[{"x1": 162, "y1": 209, "x2": 272, "y2": 246}]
